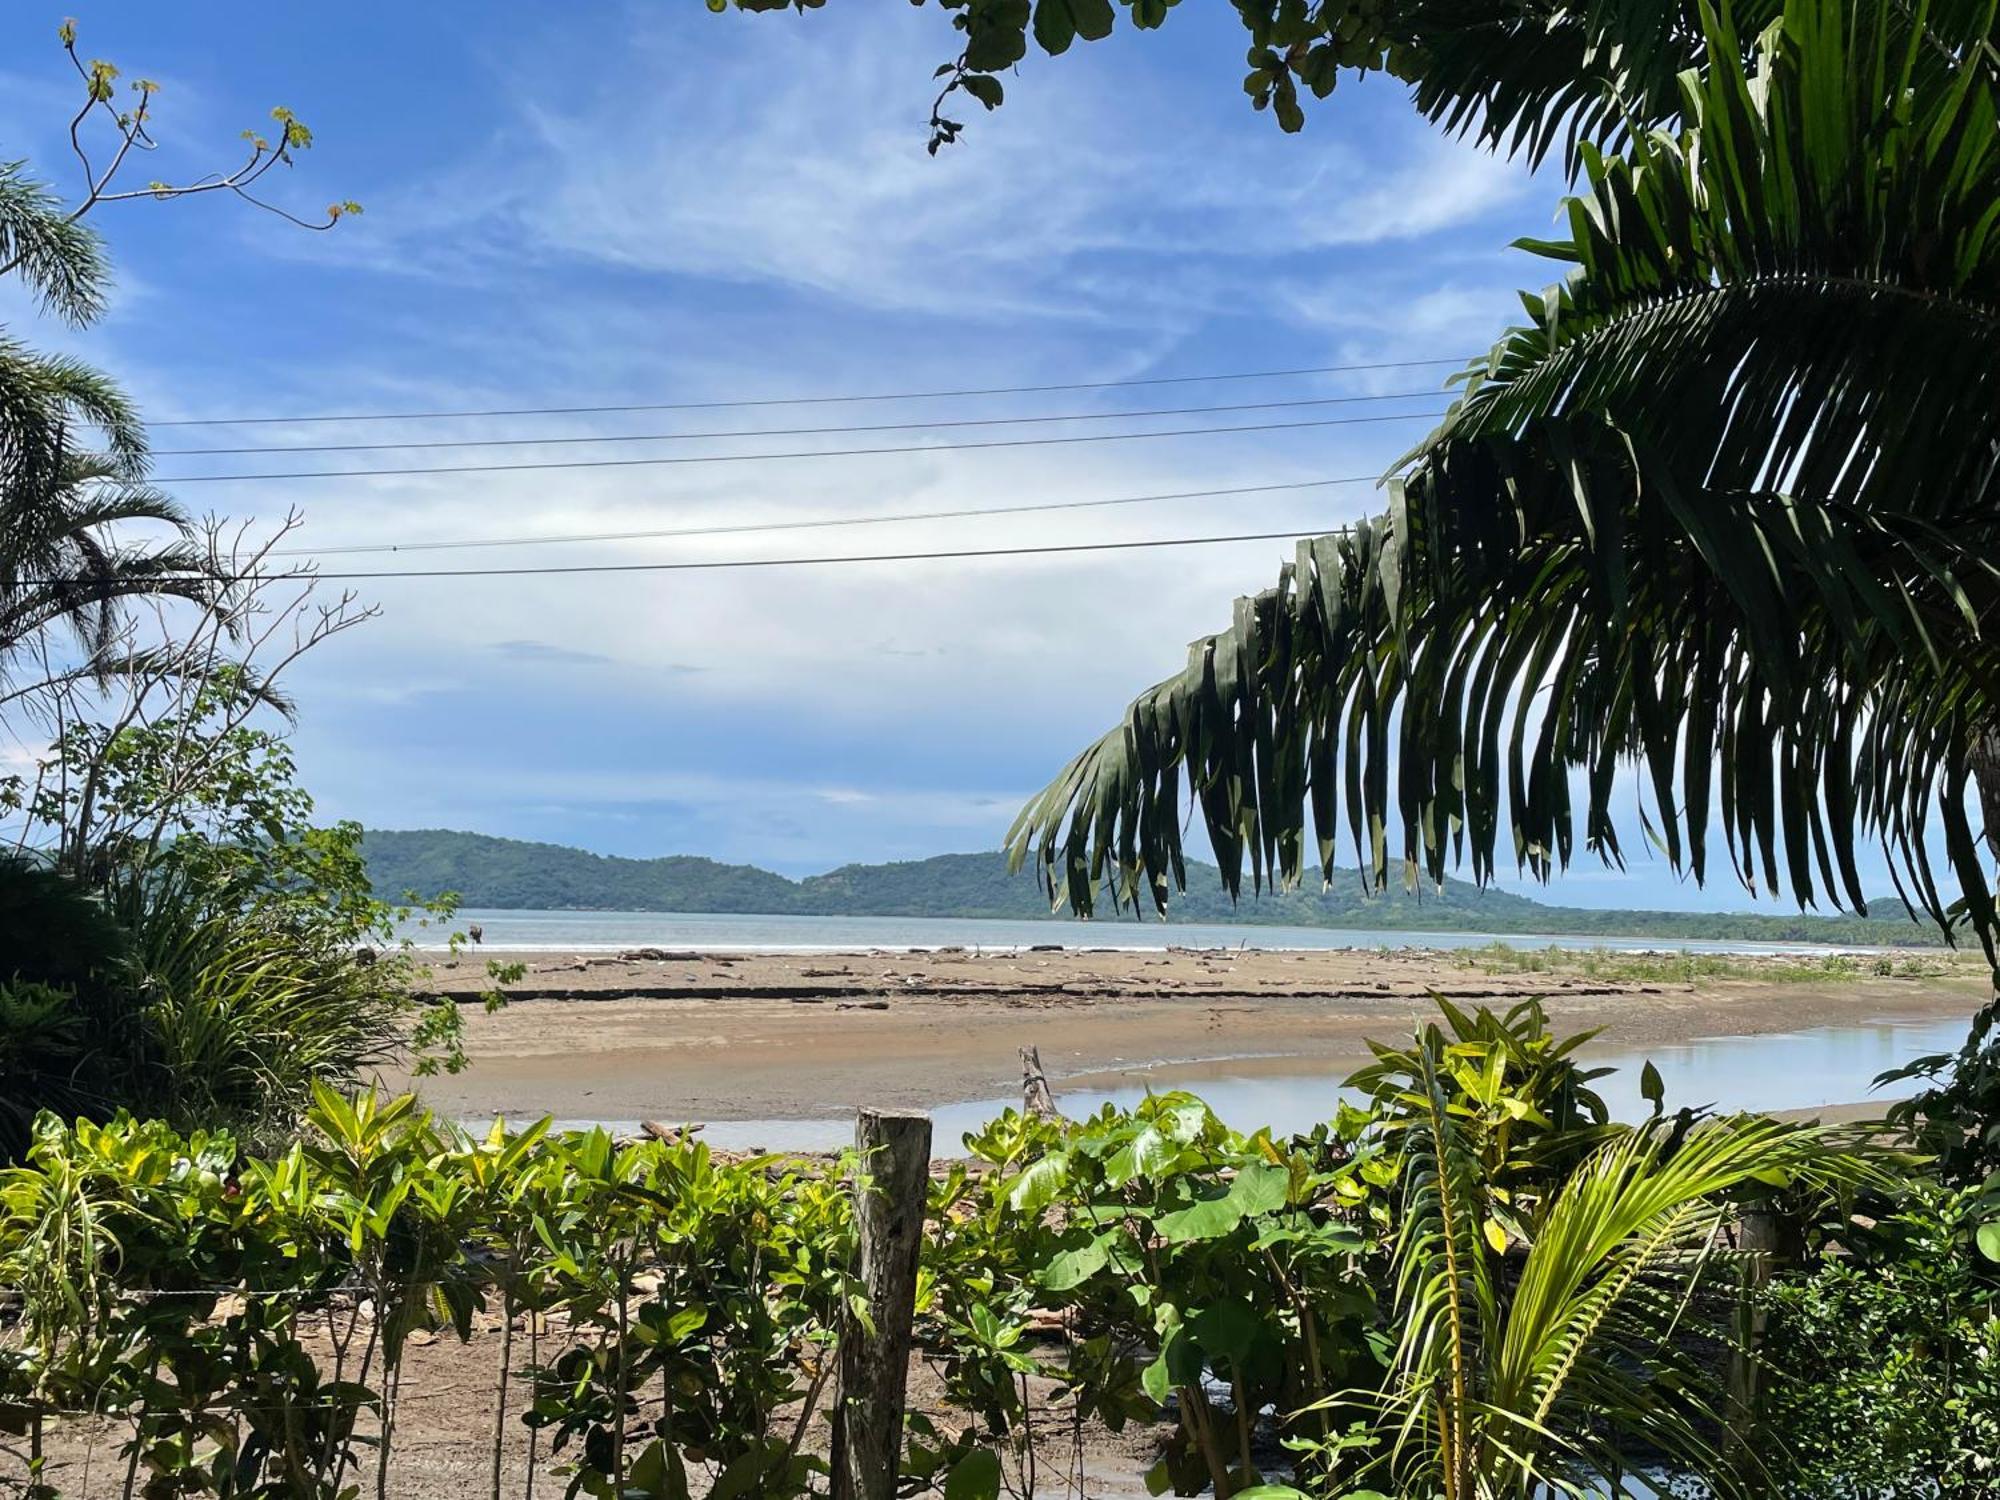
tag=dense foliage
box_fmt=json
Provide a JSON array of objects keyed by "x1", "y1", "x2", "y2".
[
  {"x1": 356, "y1": 831, "x2": 1944, "y2": 945},
  {"x1": 0, "y1": 1001, "x2": 1915, "y2": 1500},
  {"x1": 0, "y1": 1090, "x2": 859, "y2": 1500},
  {"x1": 1, "y1": 677, "x2": 477, "y2": 1157},
  {"x1": 1754, "y1": 1182, "x2": 2000, "y2": 1500}
]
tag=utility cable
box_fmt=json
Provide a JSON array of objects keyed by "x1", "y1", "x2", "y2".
[
  {"x1": 155, "y1": 389, "x2": 1444, "y2": 457},
  {"x1": 153, "y1": 411, "x2": 1443, "y2": 483},
  {"x1": 149, "y1": 356, "x2": 1474, "y2": 428},
  {"x1": 275, "y1": 475, "x2": 1379, "y2": 556},
  {"x1": 2, "y1": 526, "x2": 1360, "y2": 587}
]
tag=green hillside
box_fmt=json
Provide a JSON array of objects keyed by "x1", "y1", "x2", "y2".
[{"x1": 358, "y1": 829, "x2": 1942, "y2": 945}]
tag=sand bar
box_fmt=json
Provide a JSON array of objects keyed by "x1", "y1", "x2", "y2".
[{"x1": 388, "y1": 944, "x2": 1993, "y2": 1123}]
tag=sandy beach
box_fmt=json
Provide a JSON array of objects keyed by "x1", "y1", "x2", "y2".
[{"x1": 387, "y1": 944, "x2": 1992, "y2": 1124}]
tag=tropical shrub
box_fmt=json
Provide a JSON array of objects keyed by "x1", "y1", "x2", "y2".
[
  {"x1": 927, "y1": 1093, "x2": 1392, "y2": 1497},
  {"x1": 0, "y1": 1090, "x2": 863, "y2": 1500},
  {"x1": 1756, "y1": 1181, "x2": 2000, "y2": 1500},
  {"x1": 2, "y1": 666, "x2": 481, "y2": 1152},
  {"x1": 0, "y1": 1000, "x2": 1909, "y2": 1500},
  {"x1": 0, "y1": 857, "x2": 141, "y2": 1153}
]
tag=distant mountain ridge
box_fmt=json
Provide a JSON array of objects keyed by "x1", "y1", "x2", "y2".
[{"x1": 357, "y1": 828, "x2": 1941, "y2": 946}]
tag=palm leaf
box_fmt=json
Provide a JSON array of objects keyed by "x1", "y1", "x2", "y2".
[{"x1": 1009, "y1": 0, "x2": 2000, "y2": 959}]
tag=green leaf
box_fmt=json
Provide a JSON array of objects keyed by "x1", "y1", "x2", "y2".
[
  {"x1": 1153, "y1": 1192, "x2": 1244, "y2": 1243},
  {"x1": 1140, "y1": 1318, "x2": 1200, "y2": 1402},
  {"x1": 1041, "y1": 1234, "x2": 1114, "y2": 1290},
  {"x1": 1031, "y1": 0, "x2": 1076, "y2": 55},
  {"x1": 1640, "y1": 1059, "x2": 1665, "y2": 1112},
  {"x1": 1005, "y1": 1150, "x2": 1070, "y2": 1212},
  {"x1": 960, "y1": 73, "x2": 1005, "y2": 110},
  {"x1": 944, "y1": 1446, "x2": 1002, "y2": 1500},
  {"x1": 1189, "y1": 1300, "x2": 1263, "y2": 1365},
  {"x1": 1226, "y1": 1160, "x2": 1290, "y2": 1214},
  {"x1": 1976, "y1": 1220, "x2": 2000, "y2": 1263}
]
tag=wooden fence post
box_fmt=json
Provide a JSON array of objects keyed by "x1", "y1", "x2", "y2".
[
  {"x1": 1726, "y1": 1206, "x2": 1783, "y2": 1456},
  {"x1": 832, "y1": 1107, "x2": 932, "y2": 1500}
]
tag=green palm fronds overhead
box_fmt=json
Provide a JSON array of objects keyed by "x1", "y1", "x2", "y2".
[{"x1": 1009, "y1": 1, "x2": 2000, "y2": 959}]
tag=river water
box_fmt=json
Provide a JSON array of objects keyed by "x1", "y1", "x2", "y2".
[{"x1": 520, "y1": 1013, "x2": 1968, "y2": 1154}]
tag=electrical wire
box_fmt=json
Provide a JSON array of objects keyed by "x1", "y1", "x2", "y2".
[
  {"x1": 153, "y1": 411, "x2": 1444, "y2": 483},
  {"x1": 276, "y1": 475, "x2": 1379, "y2": 557},
  {"x1": 155, "y1": 389, "x2": 1444, "y2": 457},
  {"x1": 149, "y1": 355, "x2": 1474, "y2": 428},
  {"x1": 2, "y1": 526, "x2": 1360, "y2": 588}
]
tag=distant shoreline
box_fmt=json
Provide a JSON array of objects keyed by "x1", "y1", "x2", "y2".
[{"x1": 363, "y1": 832, "x2": 1948, "y2": 949}]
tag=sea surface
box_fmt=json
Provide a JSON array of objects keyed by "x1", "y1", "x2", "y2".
[{"x1": 413, "y1": 907, "x2": 1891, "y2": 956}]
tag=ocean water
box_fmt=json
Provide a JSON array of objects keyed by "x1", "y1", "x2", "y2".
[{"x1": 413, "y1": 907, "x2": 1888, "y2": 957}]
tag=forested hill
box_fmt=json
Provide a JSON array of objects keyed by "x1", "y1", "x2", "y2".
[{"x1": 357, "y1": 829, "x2": 1943, "y2": 945}]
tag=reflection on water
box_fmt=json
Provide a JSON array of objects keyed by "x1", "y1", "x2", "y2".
[{"x1": 672, "y1": 1013, "x2": 1971, "y2": 1155}]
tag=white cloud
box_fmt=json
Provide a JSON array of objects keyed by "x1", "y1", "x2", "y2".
[{"x1": 294, "y1": 7, "x2": 1530, "y2": 329}]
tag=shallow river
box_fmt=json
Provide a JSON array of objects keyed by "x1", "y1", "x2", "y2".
[{"x1": 525, "y1": 1012, "x2": 1969, "y2": 1154}]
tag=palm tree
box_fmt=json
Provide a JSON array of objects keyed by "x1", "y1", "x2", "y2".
[
  {"x1": 973, "y1": 3, "x2": 2000, "y2": 960},
  {"x1": 1371, "y1": 1034, "x2": 1884, "y2": 1499},
  {"x1": 733, "y1": 0, "x2": 2000, "y2": 954},
  {"x1": 739, "y1": 0, "x2": 2000, "y2": 1162},
  {"x1": 0, "y1": 163, "x2": 220, "y2": 726}
]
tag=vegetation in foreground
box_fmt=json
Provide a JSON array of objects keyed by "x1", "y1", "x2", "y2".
[{"x1": 4, "y1": 999, "x2": 1995, "y2": 1500}]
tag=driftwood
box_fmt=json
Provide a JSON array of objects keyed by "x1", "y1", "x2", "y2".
[
  {"x1": 1020, "y1": 1045, "x2": 1061, "y2": 1120},
  {"x1": 639, "y1": 1121, "x2": 704, "y2": 1144}
]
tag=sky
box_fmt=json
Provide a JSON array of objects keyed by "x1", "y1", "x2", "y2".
[{"x1": 0, "y1": 2, "x2": 1926, "y2": 914}]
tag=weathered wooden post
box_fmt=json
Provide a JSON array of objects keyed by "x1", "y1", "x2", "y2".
[
  {"x1": 832, "y1": 1107, "x2": 932, "y2": 1500},
  {"x1": 1726, "y1": 1205, "x2": 1783, "y2": 1456},
  {"x1": 1020, "y1": 1044, "x2": 1061, "y2": 1119}
]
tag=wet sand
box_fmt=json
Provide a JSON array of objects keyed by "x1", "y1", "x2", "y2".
[{"x1": 388, "y1": 945, "x2": 1991, "y2": 1124}]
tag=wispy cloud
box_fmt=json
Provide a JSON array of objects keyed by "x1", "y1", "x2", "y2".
[{"x1": 302, "y1": 7, "x2": 1531, "y2": 332}]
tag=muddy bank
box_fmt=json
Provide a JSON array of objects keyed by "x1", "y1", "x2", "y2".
[{"x1": 387, "y1": 946, "x2": 1989, "y2": 1124}]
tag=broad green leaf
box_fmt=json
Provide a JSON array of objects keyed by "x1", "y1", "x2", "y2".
[
  {"x1": 1226, "y1": 1160, "x2": 1290, "y2": 1214},
  {"x1": 944, "y1": 1446, "x2": 1002, "y2": 1500},
  {"x1": 1640, "y1": 1059, "x2": 1666, "y2": 1111},
  {"x1": 1041, "y1": 1233, "x2": 1114, "y2": 1290},
  {"x1": 1153, "y1": 1192, "x2": 1244, "y2": 1243},
  {"x1": 1005, "y1": 1150, "x2": 1070, "y2": 1212}
]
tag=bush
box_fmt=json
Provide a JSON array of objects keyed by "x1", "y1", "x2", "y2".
[
  {"x1": 0, "y1": 840, "x2": 459, "y2": 1157},
  {"x1": 1760, "y1": 1183, "x2": 2000, "y2": 1500}
]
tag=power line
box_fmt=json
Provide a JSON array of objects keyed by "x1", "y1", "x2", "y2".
[
  {"x1": 281, "y1": 527, "x2": 1359, "y2": 579},
  {"x1": 155, "y1": 390, "x2": 1444, "y2": 458},
  {"x1": 149, "y1": 356, "x2": 1474, "y2": 428},
  {"x1": 277, "y1": 475, "x2": 1380, "y2": 557},
  {"x1": 2, "y1": 527, "x2": 1359, "y2": 587},
  {"x1": 153, "y1": 411, "x2": 1445, "y2": 484}
]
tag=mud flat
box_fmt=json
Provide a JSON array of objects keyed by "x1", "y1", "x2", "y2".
[{"x1": 388, "y1": 945, "x2": 1989, "y2": 1124}]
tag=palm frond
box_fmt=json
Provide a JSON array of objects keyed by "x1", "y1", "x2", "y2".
[
  {"x1": 1009, "y1": 0, "x2": 2000, "y2": 955},
  {"x1": 0, "y1": 160, "x2": 109, "y2": 325},
  {"x1": 1368, "y1": 1100, "x2": 1890, "y2": 1497}
]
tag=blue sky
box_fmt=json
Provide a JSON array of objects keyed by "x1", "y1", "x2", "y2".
[{"x1": 0, "y1": 3, "x2": 1923, "y2": 914}]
